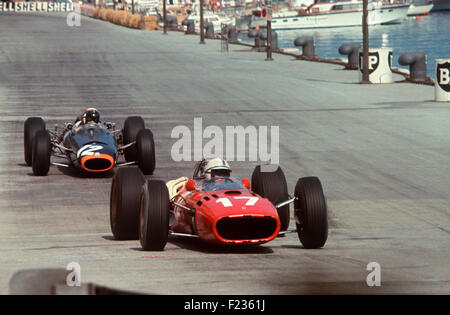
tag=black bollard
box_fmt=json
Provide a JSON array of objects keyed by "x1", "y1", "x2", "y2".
[
  {"x1": 187, "y1": 20, "x2": 195, "y2": 34},
  {"x1": 166, "y1": 16, "x2": 178, "y2": 31},
  {"x1": 204, "y1": 22, "x2": 214, "y2": 39},
  {"x1": 248, "y1": 29, "x2": 264, "y2": 52},
  {"x1": 183, "y1": 19, "x2": 195, "y2": 34},
  {"x1": 259, "y1": 31, "x2": 278, "y2": 52},
  {"x1": 398, "y1": 51, "x2": 427, "y2": 81},
  {"x1": 339, "y1": 42, "x2": 361, "y2": 69},
  {"x1": 294, "y1": 36, "x2": 315, "y2": 58},
  {"x1": 248, "y1": 29, "x2": 258, "y2": 38}
]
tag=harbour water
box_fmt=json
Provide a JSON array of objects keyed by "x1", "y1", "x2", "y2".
[{"x1": 246, "y1": 12, "x2": 450, "y2": 78}]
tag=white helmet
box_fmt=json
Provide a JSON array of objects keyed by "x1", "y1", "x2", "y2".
[{"x1": 204, "y1": 158, "x2": 231, "y2": 180}]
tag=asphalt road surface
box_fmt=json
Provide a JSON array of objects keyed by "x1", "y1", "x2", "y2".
[{"x1": 0, "y1": 13, "x2": 449, "y2": 294}]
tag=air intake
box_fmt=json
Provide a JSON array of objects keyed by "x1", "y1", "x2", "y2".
[
  {"x1": 81, "y1": 154, "x2": 114, "y2": 172},
  {"x1": 216, "y1": 216, "x2": 277, "y2": 240},
  {"x1": 84, "y1": 158, "x2": 112, "y2": 171}
]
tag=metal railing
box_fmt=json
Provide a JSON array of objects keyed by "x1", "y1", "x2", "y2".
[{"x1": 221, "y1": 23, "x2": 229, "y2": 53}]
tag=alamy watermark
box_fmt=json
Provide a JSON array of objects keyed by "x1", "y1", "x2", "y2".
[
  {"x1": 171, "y1": 117, "x2": 279, "y2": 172},
  {"x1": 366, "y1": 262, "x2": 381, "y2": 287},
  {"x1": 66, "y1": 262, "x2": 81, "y2": 287},
  {"x1": 67, "y1": 3, "x2": 81, "y2": 27}
]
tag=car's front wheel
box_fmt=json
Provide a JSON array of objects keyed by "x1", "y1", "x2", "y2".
[
  {"x1": 24, "y1": 117, "x2": 46, "y2": 166},
  {"x1": 122, "y1": 116, "x2": 145, "y2": 162},
  {"x1": 251, "y1": 165, "x2": 290, "y2": 232},
  {"x1": 110, "y1": 168, "x2": 146, "y2": 240},
  {"x1": 294, "y1": 177, "x2": 328, "y2": 249},
  {"x1": 31, "y1": 130, "x2": 51, "y2": 176},
  {"x1": 136, "y1": 128, "x2": 155, "y2": 175},
  {"x1": 139, "y1": 180, "x2": 170, "y2": 251}
]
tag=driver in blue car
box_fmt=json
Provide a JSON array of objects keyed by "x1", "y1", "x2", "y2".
[{"x1": 74, "y1": 108, "x2": 101, "y2": 129}]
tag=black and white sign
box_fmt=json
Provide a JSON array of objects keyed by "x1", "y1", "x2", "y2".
[
  {"x1": 388, "y1": 51, "x2": 393, "y2": 70},
  {"x1": 0, "y1": 2, "x2": 73, "y2": 12},
  {"x1": 436, "y1": 61, "x2": 450, "y2": 92},
  {"x1": 359, "y1": 51, "x2": 380, "y2": 74},
  {"x1": 358, "y1": 48, "x2": 393, "y2": 84}
]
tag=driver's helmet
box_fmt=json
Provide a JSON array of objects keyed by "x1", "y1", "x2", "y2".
[
  {"x1": 82, "y1": 108, "x2": 100, "y2": 124},
  {"x1": 204, "y1": 158, "x2": 231, "y2": 180}
]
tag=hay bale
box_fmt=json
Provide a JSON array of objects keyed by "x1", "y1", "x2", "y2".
[
  {"x1": 144, "y1": 16, "x2": 160, "y2": 30},
  {"x1": 106, "y1": 9, "x2": 116, "y2": 22},
  {"x1": 92, "y1": 8, "x2": 100, "y2": 18},
  {"x1": 97, "y1": 8, "x2": 104, "y2": 19},
  {"x1": 120, "y1": 12, "x2": 132, "y2": 26},
  {"x1": 112, "y1": 11, "x2": 123, "y2": 24},
  {"x1": 129, "y1": 14, "x2": 141, "y2": 29}
]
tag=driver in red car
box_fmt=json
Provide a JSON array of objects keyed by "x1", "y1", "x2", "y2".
[
  {"x1": 203, "y1": 158, "x2": 232, "y2": 180},
  {"x1": 166, "y1": 158, "x2": 232, "y2": 199}
]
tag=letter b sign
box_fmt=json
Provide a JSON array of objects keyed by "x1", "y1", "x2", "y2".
[{"x1": 437, "y1": 62, "x2": 450, "y2": 92}]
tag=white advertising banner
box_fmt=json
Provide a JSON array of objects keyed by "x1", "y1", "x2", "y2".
[{"x1": 0, "y1": 2, "x2": 74, "y2": 12}]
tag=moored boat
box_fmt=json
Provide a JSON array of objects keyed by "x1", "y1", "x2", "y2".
[
  {"x1": 269, "y1": 0, "x2": 409, "y2": 30},
  {"x1": 407, "y1": 2, "x2": 434, "y2": 15}
]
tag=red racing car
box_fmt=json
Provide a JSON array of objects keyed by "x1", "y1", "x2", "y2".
[{"x1": 110, "y1": 158, "x2": 328, "y2": 251}]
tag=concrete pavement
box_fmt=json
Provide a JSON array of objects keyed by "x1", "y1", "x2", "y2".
[{"x1": 0, "y1": 12, "x2": 449, "y2": 294}]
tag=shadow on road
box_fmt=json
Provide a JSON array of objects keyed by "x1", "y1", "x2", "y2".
[
  {"x1": 166, "y1": 236, "x2": 274, "y2": 254},
  {"x1": 55, "y1": 165, "x2": 114, "y2": 178}
]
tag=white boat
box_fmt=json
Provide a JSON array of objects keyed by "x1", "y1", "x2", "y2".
[
  {"x1": 269, "y1": 0, "x2": 409, "y2": 30},
  {"x1": 184, "y1": 10, "x2": 235, "y2": 33},
  {"x1": 407, "y1": 3, "x2": 434, "y2": 15}
]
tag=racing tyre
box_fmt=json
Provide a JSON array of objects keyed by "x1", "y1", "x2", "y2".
[
  {"x1": 24, "y1": 117, "x2": 46, "y2": 166},
  {"x1": 139, "y1": 180, "x2": 170, "y2": 251},
  {"x1": 122, "y1": 116, "x2": 145, "y2": 162},
  {"x1": 294, "y1": 177, "x2": 328, "y2": 249},
  {"x1": 251, "y1": 165, "x2": 290, "y2": 231},
  {"x1": 110, "y1": 168, "x2": 146, "y2": 240},
  {"x1": 31, "y1": 130, "x2": 51, "y2": 176},
  {"x1": 136, "y1": 129, "x2": 155, "y2": 175}
]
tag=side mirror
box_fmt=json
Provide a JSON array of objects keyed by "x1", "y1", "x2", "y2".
[
  {"x1": 185, "y1": 179, "x2": 196, "y2": 191},
  {"x1": 241, "y1": 178, "x2": 250, "y2": 189}
]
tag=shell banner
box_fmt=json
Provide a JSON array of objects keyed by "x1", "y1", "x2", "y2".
[{"x1": 0, "y1": 2, "x2": 74, "y2": 12}]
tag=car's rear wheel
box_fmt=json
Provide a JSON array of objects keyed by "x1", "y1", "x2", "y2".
[
  {"x1": 251, "y1": 165, "x2": 290, "y2": 231},
  {"x1": 136, "y1": 129, "x2": 155, "y2": 175},
  {"x1": 32, "y1": 130, "x2": 51, "y2": 176},
  {"x1": 139, "y1": 180, "x2": 170, "y2": 251},
  {"x1": 110, "y1": 168, "x2": 146, "y2": 240},
  {"x1": 122, "y1": 116, "x2": 145, "y2": 162},
  {"x1": 24, "y1": 117, "x2": 46, "y2": 166},
  {"x1": 294, "y1": 177, "x2": 328, "y2": 249}
]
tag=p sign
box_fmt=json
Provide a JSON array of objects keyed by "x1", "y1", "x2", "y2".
[
  {"x1": 359, "y1": 52, "x2": 379, "y2": 74},
  {"x1": 359, "y1": 48, "x2": 393, "y2": 84}
]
